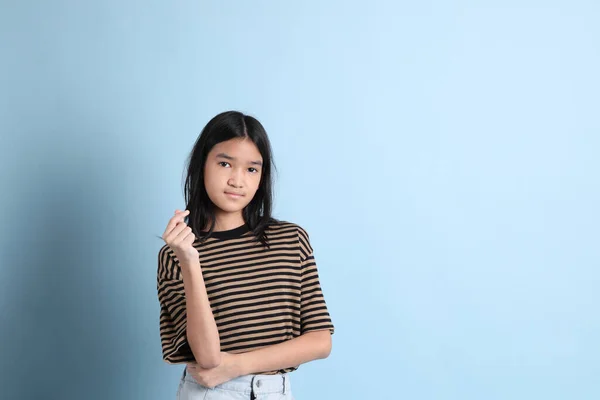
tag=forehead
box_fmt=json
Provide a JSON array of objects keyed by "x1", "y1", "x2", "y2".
[{"x1": 210, "y1": 138, "x2": 262, "y2": 161}]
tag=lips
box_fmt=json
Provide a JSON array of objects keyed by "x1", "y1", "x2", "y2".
[{"x1": 225, "y1": 191, "x2": 244, "y2": 197}]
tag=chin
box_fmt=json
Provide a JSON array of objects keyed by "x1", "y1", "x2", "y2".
[
  {"x1": 214, "y1": 202, "x2": 248, "y2": 214},
  {"x1": 219, "y1": 207, "x2": 245, "y2": 214}
]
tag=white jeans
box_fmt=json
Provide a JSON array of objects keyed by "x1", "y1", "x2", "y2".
[{"x1": 177, "y1": 366, "x2": 295, "y2": 400}]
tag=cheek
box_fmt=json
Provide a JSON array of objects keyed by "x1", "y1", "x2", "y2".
[
  {"x1": 250, "y1": 173, "x2": 262, "y2": 191},
  {"x1": 203, "y1": 166, "x2": 222, "y2": 193},
  {"x1": 241, "y1": 175, "x2": 261, "y2": 202}
]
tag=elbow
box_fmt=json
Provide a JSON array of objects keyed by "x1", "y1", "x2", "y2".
[
  {"x1": 306, "y1": 330, "x2": 333, "y2": 359},
  {"x1": 194, "y1": 352, "x2": 222, "y2": 369},
  {"x1": 197, "y1": 358, "x2": 221, "y2": 369},
  {"x1": 188, "y1": 339, "x2": 222, "y2": 369},
  {"x1": 320, "y1": 334, "x2": 332, "y2": 359}
]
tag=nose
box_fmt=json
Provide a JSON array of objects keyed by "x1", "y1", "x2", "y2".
[{"x1": 227, "y1": 168, "x2": 243, "y2": 188}]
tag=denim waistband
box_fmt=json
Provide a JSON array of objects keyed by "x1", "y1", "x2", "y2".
[{"x1": 182, "y1": 366, "x2": 290, "y2": 395}]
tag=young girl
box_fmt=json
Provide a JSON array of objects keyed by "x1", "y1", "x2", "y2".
[{"x1": 157, "y1": 111, "x2": 335, "y2": 400}]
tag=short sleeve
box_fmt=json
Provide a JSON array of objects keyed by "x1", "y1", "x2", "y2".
[
  {"x1": 157, "y1": 245, "x2": 193, "y2": 363},
  {"x1": 297, "y1": 227, "x2": 335, "y2": 335}
]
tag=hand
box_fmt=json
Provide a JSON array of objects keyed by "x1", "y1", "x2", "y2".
[
  {"x1": 162, "y1": 209, "x2": 199, "y2": 265},
  {"x1": 186, "y1": 352, "x2": 242, "y2": 389}
]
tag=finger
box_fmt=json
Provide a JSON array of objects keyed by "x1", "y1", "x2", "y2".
[
  {"x1": 163, "y1": 222, "x2": 187, "y2": 245},
  {"x1": 175, "y1": 210, "x2": 190, "y2": 228},
  {"x1": 166, "y1": 223, "x2": 192, "y2": 245},
  {"x1": 165, "y1": 222, "x2": 190, "y2": 244},
  {"x1": 182, "y1": 230, "x2": 196, "y2": 246},
  {"x1": 162, "y1": 210, "x2": 190, "y2": 238},
  {"x1": 173, "y1": 225, "x2": 194, "y2": 244},
  {"x1": 162, "y1": 219, "x2": 182, "y2": 241}
]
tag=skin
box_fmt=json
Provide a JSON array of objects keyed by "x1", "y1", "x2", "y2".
[
  {"x1": 162, "y1": 210, "x2": 221, "y2": 368},
  {"x1": 203, "y1": 137, "x2": 263, "y2": 231},
  {"x1": 163, "y1": 137, "x2": 332, "y2": 388}
]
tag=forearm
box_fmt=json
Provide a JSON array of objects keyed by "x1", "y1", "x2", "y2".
[
  {"x1": 181, "y1": 260, "x2": 221, "y2": 368},
  {"x1": 236, "y1": 330, "x2": 332, "y2": 375}
]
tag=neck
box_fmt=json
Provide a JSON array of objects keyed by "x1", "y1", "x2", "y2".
[{"x1": 212, "y1": 211, "x2": 245, "y2": 232}]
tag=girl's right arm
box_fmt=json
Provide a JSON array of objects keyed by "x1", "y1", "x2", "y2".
[
  {"x1": 163, "y1": 209, "x2": 222, "y2": 369},
  {"x1": 179, "y1": 257, "x2": 221, "y2": 368}
]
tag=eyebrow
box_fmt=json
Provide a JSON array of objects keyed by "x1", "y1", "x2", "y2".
[{"x1": 216, "y1": 153, "x2": 263, "y2": 166}]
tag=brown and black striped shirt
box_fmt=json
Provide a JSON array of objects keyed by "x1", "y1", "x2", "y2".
[{"x1": 157, "y1": 220, "x2": 335, "y2": 374}]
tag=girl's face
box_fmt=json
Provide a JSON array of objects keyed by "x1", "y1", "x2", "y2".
[{"x1": 204, "y1": 137, "x2": 263, "y2": 218}]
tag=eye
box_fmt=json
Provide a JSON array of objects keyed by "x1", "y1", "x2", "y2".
[
  {"x1": 219, "y1": 162, "x2": 231, "y2": 168},
  {"x1": 248, "y1": 167, "x2": 259, "y2": 173}
]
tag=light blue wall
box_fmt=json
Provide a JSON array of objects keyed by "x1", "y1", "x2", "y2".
[{"x1": 1, "y1": 1, "x2": 598, "y2": 399}]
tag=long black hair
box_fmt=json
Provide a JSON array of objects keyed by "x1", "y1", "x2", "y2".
[{"x1": 183, "y1": 111, "x2": 276, "y2": 247}]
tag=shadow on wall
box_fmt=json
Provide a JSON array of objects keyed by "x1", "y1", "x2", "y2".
[{"x1": 1, "y1": 147, "x2": 154, "y2": 399}]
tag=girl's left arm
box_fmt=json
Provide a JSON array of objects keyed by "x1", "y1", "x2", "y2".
[{"x1": 234, "y1": 330, "x2": 332, "y2": 375}]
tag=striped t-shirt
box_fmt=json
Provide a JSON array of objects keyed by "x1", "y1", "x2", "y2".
[{"x1": 157, "y1": 220, "x2": 335, "y2": 374}]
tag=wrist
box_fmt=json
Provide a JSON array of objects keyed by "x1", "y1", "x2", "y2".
[
  {"x1": 233, "y1": 352, "x2": 250, "y2": 376},
  {"x1": 179, "y1": 259, "x2": 201, "y2": 274}
]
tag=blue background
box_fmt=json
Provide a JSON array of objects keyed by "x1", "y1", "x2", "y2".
[{"x1": 1, "y1": 1, "x2": 599, "y2": 399}]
